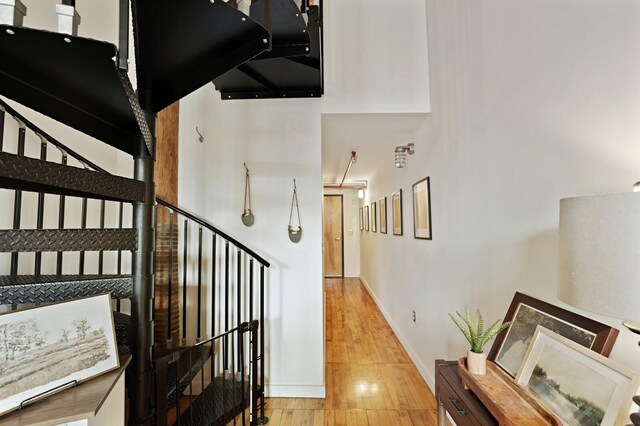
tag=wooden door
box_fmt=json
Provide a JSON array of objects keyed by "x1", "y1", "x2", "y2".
[{"x1": 323, "y1": 195, "x2": 344, "y2": 277}]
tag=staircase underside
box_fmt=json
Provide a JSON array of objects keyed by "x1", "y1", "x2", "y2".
[
  {"x1": 132, "y1": 0, "x2": 270, "y2": 113},
  {"x1": 213, "y1": 5, "x2": 322, "y2": 99},
  {"x1": 0, "y1": 25, "x2": 151, "y2": 156}
]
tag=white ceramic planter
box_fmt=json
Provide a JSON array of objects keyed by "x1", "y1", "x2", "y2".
[{"x1": 467, "y1": 349, "x2": 487, "y2": 375}]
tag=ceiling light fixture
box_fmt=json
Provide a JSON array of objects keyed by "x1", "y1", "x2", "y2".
[{"x1": 394, "y1": 143, "x2": 415, "y2": 168}]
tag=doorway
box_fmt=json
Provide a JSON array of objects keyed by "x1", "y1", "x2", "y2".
[{"x1": 323, "y1": 195, "x2": 344, "y2": 277}]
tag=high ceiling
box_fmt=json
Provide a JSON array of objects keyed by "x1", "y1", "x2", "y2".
[{"x1": 321, "y1": 113, "x2": 428, "y2": 184}]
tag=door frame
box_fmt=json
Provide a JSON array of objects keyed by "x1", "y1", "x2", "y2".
[{"x1": 323, "y1": 194, "x2": 345, "y2": 278}]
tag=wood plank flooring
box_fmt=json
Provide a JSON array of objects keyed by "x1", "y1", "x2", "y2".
[{"x1": 261, "y1": 278, "x2": 438, "y2": 426}]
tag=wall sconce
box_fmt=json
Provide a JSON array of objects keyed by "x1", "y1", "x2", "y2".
[
  {"x1": 394, "y1": 143, "x2": 415, "y2": 168},
  {"x1": 357, "y1": 189, "x2": 365, "y2": 199}
]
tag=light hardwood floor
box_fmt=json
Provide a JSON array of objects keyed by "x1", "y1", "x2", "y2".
[{"x1": 261, "y1": 278, "x2": 439, "y2": 426}]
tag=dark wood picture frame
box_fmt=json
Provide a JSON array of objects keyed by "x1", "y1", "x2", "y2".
[
  {"x1": 379, "y1": 197, "x2": 387, "y2": 234},
  {"x1": 359, "y1": 207, "x2": 363, "y2": 231},
  {"x1": 392, "y1": 190, "x2": 403, "y2": 236},
  {"x1": 488, "y1": 292, "x2": 619, "y2": 378},
  {"x1": 364, "y1": 205, "x2": 369, "y2": 231},
  {"x1": 371, "y1": 202, "x2": 377, "y2": 233},
  {"x1": 412, "y1": 176, "x2": 432, "y2": 240}
]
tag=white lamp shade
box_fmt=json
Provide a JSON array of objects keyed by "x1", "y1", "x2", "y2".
[{"x1": 558, "y1": 192, "x2": 640, "y2": 322}]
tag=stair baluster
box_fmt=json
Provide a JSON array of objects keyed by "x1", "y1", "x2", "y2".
[
  {"x1": 224, "y1": 240, "x2": 230, "y2": 372},
  {"x1": 197, "y1": 226, "x2": 203, "y2": 341},
  {"x1": 0, "y1": 105, "x2": 5, "y2": 150},
  {"x1": 9, "y1": 118, "x2": 25, "y2": 276},
  {"x1": 55, "y1": 149, "x2": 68, "y2": 275},
  {"x1": 168, "y1": 210, "x2": 174, "y2": 344},
  {"x1": 78, "y1": 196, "x2": 87, "y2": 274},
  {"x1": 182, "y1": 219, "x2": 188, "y2": 345},
  {"x1": 237, "y1": 248, "x2": 242, "y2": 371},
  {"x1": 34, "y1": 134, "x2": 48, "y2": 275}
]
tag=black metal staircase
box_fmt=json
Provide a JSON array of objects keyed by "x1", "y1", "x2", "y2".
[{"x1": 0, "y1": 0, "x2": 324, "y2": 422}]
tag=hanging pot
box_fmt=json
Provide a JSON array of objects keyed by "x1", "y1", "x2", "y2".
[
  {"x1": 241, "y1": 163, "x2": 255, "y2": 227},
  {"x1": 288, "y1": 179, "x2": 302, "y2": 243}
]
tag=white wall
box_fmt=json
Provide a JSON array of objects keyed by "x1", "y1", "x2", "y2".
[
  {"x1": 323, "y1": 188, "x2": 361, "y2": 278},
  {"x1": 177, "y1": 0, "x2": 431, "y2": 397},
  {"x1": 360, "y1": 0, "x2": 640, "y2": 393}
]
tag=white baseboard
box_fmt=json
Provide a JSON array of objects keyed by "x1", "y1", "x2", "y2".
[
  {"x1": 266, "y1": 384, "x2": 326, "y2": 398},
  {"x1": 358, "y1": 275, "x2": 436, "y2": 393}
]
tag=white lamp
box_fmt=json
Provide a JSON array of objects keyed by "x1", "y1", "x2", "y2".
[{"x1": 557, "y1": 192, "x2": 640, "y2": 324}]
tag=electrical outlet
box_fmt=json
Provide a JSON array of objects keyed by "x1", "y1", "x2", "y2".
[{"x1": 412, "y1": 310, "x2": 416, "y2": 323}]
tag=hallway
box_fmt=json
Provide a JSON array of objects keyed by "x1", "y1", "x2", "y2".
[{"x1": 264, "y1": 278, "x2": 438, "y2": 425}]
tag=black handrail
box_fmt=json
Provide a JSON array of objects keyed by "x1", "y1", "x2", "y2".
[{"x1": 0, "y1": 97, "x2": 270, "y2": 268}]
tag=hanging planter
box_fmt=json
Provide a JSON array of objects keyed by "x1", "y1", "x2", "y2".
[
  {"x1": 241, "y1": 163, "x2": 255, "y2": 227},
  {"x1": 288, "y1": 179, "x2": 302, "y2": 243}
]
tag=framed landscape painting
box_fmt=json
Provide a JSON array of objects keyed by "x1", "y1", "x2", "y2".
[
  {"x1": 516, "y1": 327, "x2": 640, "y2": 426},
  {"x1": 392, "y1": 190, "x2": 403, "y2": 236},
  {"x1": 364, "y1": 205, "x2": 369, "y2": 231},
  {"x1": 371, "y1": 202, "x2": 377, "y2": 233},
  {"x1": 0, "y1": 294, "x2": 119, "y2": 416},
  {"x1": 412, "y1": 177, "x2": 432, "y2": 239},
  {"x1": 487, "y1": 292, "x2": 619, "y2": 378},
  {"x1": 359, "y1": 207, "x2": 363, "y2": 231},
  {"x1": 379, "y1": 197, "x2": 387, "y2": 234}
]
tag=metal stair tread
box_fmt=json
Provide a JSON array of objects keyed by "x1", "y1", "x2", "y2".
[
  {"x1": 0, "y1": 274, "x2": 132, "y2": 305},
  {"x1": 0, "y1": 152, "x2": 145, "y2": 202},
  {"x1": 250, "y1": 0, "x2": 311, "y2": 60},
  {"x1": 0, "y1": 228, "x2": 138, "y2": 253},
  {"x1": 132, "y1": 0, "x2": 269, "y2": 112},
  {"x1": 0, "y1": 25, "x2": 152, "y2": 156},
  {"x1": 213, "y1": 5, "x2": 322, "y2": 99}
]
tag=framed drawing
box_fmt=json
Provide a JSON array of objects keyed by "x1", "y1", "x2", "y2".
[
  {"x1": 392, "y1": 190, "x2": 403, "y2": 236},
  {"x1": 412, "y1": 177, "x2": 432, "y2": 240},
  {"x1": 487, "y1": 292, "x2": 619, "y2": 378},
  {"x1": 359, "y1": 207, "x2": 364, "y2": 231},
  {"x1": 0, "y1": 294, "x2": 119, "y2": 416},
  {"x1": 379, "y1": 197, "x2": 387, "y2": 234},
  {"x1": 364, "y1": 205, "x2": 369, "y2": 231},
  {"x1": 516, "y1": 326, "x2": 640, "y2": 426},
  {"x1": 371, "y1": 202, "x2": 377, "y2": 233}
]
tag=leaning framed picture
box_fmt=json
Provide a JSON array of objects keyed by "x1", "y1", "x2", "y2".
[
  {"x1": 392, "y1": 190, "x2": 403, "y2": 236},
  {"x1": 412, "y1": 177, "x2": 432, "y2": 240},
  {"x1": 0, "y1": 294, "x2": 120, "y2": 416},
  {"x1": 516, "y1": 326, "x2": 640, "y2": 426},
  {"x1": 364, "y1": 205, "x2": 369, "y2": 231},
  {"x1": 359, "y1": 207, "x2": 364, "y2": 231},
  {"x1": 371, "y1": 202, "x2": 377, "y2": 233},
  {"x1": 379, "y1": 197, "x2": 387, "y2": 234},
  {"x1": 487, "y1": 292, "x2": 619, "y2": 378}
]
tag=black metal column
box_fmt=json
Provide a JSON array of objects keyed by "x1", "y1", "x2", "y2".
[{"x1": 130, "y1": 113, "x2": 156, "y2": 426}]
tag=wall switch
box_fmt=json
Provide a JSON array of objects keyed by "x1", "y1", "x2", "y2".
[
  {"x1": 348, "y1": 230, "x2": 353, "y2": 235},
  {"x1": 412, "y1": 310, "x2": 416, "y2": 323}
]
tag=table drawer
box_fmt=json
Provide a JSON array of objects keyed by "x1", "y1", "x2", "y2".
[{"x1": 439, "y1": 377, "x2": 482, "y2": 426}]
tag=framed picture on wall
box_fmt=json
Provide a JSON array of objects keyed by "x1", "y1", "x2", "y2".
[
  {"x1": 364, "y1": 205, "x2": 369, "y2": 231},
  {"x1": 379, "y1": 197, "x2": 387, "y2": 234},
  {"x1": 412, "y1": 177, "x2": 432, "y2": 240},
  {"x1": 371, "y1": 202, "x2": 377, "y2": 233},
  {"x1": 487, "y1": 292, "x2": 619, "y2": 378},
  {"x1": 392, "y1": 190, "x2": 403, "y2": 236},
  {"x1": 359, "y1": 207, "x2": 364, "y2": 231}
]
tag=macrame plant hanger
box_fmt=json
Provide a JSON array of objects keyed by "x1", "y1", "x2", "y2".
[
  {"x1": 241, "y1": 163, "x2": 255, "y2": 227},
  {"x1": 288, "y1": 179, "x2": 302, "y2": 243}
]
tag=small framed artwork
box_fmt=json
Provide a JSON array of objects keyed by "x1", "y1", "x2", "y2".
[
  {"x1": 379, "y1": 197, "x2": 387, "y2": 234},
  {"x1": 392, "y1": 190, "x2": 403, "y2": 236},
  {"x1": 364, "y1": 205, "x2": 369, "y2": 231},
  {"x1": 516, "y1": 326, "x2": 640, "y2": 426},
  {"x1": 371, "y1": 202, "x2": 377, "y2": 233},
  {"x1": 412, "y1": 177, "x2": 432, "y2": 240},
  {"x1": 488, "y1": 292, "x2": 619, "y2": 378},
  {"x1": 0, "y1": 294, "x2": 120, "y2": 416},
  {"x1": 359, "y1": 207, "x2": 364, "y2": 231}
]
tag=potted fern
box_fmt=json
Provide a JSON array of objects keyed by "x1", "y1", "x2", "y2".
[{"x1": 449, "y1": 306, "x2": 512, "y2": 375}]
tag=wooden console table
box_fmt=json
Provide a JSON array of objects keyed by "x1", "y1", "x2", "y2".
[{"x1": 435, "y1": 360, "x2": 497, "y2": 426}]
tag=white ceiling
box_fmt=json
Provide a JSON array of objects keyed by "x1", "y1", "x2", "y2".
[{"x1": 321, "y1": 113, "x2": 429, "y2": 184}]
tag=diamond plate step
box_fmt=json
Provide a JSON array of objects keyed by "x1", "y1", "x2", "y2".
[
  {"x1": 0, "y1": 229, "x2": 137, "y2": 253},
  {"x1": 0, "y1": 274, "x2": 132, "y2": 305},
  {"x1": 0, "y1": 152, "x2": 145, "y2": 202}
]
